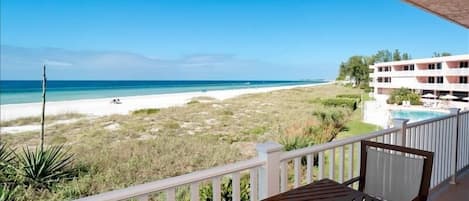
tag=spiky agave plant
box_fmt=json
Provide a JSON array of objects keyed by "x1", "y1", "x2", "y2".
[
  {"x1": 0, "y1": 143, "x2": 15, "y2": 182},
  {"x1": 0, "y1": 143, "x2": 14, "y2": 167},
  {"x1": 0, "y1": 185, "x2": 17, "y2": 201},
  {"x1": 16, "y1": 145, "x2": 75, "y2": 189}
]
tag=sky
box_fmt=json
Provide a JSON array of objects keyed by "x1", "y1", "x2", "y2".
[{"x1": 1, "y1": 0, "x2": 468, "y2": 80}]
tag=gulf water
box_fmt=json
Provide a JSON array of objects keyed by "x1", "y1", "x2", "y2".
[{"x1": 0, "y1": 80, "x2": 325, "y2": 105}]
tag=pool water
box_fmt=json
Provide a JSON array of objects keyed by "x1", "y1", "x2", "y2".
[{"x1": 391, "y1": 110, "x2": 448, "y2": 122}]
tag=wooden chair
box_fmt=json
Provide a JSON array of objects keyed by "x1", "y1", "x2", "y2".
[{"x1": 344, "y1": 140, "x2": 434, "y2": 201}]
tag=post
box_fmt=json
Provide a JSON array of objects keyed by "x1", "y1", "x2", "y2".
[
  {"x1": 256, "y1": 141, "x2": 283, "y2": 200},
  {"x1": 449, "y1": 108, "x2": 460, "y2": 184},
  {"x1": 392, "y1": 118, "x2": 409, "y2": 146},
  {"x1": 40, "y1": 64, "x2": 47, "y2": 150}
]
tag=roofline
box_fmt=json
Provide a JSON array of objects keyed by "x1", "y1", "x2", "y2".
[
  {"x1": 402, "y1": 0, "x2": 469, "y2": 29},
  {"x1": 372, "y1": 54, "x2": 469, "y2": 67}
]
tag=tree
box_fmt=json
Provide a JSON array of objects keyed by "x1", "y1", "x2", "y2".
[
  {"x1": 433, "y1": 52, "x2": 452, "y2": 57},
  {"x1": 402, "y1": 53, "x2": 411, "y2": 60},
  {"x1": 393, "y1": 49, "x2": 401, "y2": 61},
  {"x1": 336, "y1": 62, "x2": 348, "y2": 81},
  {"x1": 372, "y1": 50, "x2": 392, "y2": 63}
]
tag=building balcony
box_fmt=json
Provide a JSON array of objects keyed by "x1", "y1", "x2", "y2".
[
  {"x1": 371, "y1": 82, "x2": 469, "y2": 92},
  {"x1": 75, "y1": 110, "x2": 469, "y2": 201}
]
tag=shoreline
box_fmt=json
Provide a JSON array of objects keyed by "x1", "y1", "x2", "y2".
[{"x1": 1, "y1": 82, "x2": 333, "y2": 121}]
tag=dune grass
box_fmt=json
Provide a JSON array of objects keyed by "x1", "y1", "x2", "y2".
[
  {"x1": 2, "y1": 83, "x2": 378, "y2": 200},
  {"x1": 0, "y1": 113, "x2": 85, "y2": 127}
]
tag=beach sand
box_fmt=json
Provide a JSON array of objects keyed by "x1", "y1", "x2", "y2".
[{"x1": 1, "y1": 82, "x2": 332, "y2": 121}]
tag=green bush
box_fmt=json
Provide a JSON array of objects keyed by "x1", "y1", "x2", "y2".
[
  {"x1": 187, "y1": 100, "x2": 200, "y2": 105},
  {"x1": 199, "y1": 175, "x2": 250, "y2": 201},
  {"x1": 387, "y1": 88, "x2": 422, "y2": 105},
  {"x1": 321, "y1": 98, "x2": 357, "y2": 110},
  {"x1": 336, "y1": 94, "x2": 361, "y2": 101},
  {"x1": 279, "y1": 135, "x2": 315, "y2": 152},
  {"x1": 131, "y1": 108, "x2": 160, "y2": 115}
]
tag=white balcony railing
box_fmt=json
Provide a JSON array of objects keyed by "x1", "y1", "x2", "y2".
[{"x1": 76, "y1": 109, "x2": 469, "y2": 201}]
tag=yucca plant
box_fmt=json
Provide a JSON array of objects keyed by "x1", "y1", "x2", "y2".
[
  {"x1": 0, "y1": 143, "x2": 15, "y2": 170},
  {"x1": 0, "y1": 185, "x2": 17, "y2": 201},
  {"x1": 16, "y1": 145, "x2": 75, "y2": 189}
]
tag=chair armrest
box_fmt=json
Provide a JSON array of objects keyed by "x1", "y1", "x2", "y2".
[{"x1": 343, "y1": 176, "x2": 360, "y2": 186}]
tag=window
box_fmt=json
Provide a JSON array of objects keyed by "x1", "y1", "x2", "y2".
[
  {"x1": 460, "y1": 61, "x2": 469, "y2": 68},
  {"x1": 436, "y1": 76, "x2": 443, "y2": 83},
  {"x1": 378, "y1": 67, "x2": 382, "y2": 72},
  {"x1": 410, "y1": 64, "x2": 415, "y2": 71},
  {"x1": 404, "y1": 65, "x2": 409, "y2": 71},
  {"x1": 378, "y1": 77, "x2": 383, "y2": 82},
  {"x1": 428, "y1": 64, "x2": 435, "y2": 70},
  {"x1": 460, "y1": 76, "x2": 468, "y2": 84},
  {"x1": 428, "y1": 77, "x2": 435, "y2": 83},
  {"x1": 436, "y1": 63, "x2": 442, "y2": 69}
]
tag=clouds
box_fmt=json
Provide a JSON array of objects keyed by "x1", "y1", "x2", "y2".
[{"x1": 0, "y1": 45, "x2": 332, "y2": 80}]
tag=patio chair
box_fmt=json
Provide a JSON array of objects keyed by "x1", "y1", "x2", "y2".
[{"x1": 344, "y1": 141, "x2": 434, "y2": 201}]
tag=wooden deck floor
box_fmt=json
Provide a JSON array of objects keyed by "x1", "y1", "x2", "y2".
[{"x1": 428, "y1": 168, "x2": 469, "y2": 201}]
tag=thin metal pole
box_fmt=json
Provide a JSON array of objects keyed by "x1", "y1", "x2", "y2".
[{"x1": 40, "y1": 65, "x2": 47, "y2": 150}]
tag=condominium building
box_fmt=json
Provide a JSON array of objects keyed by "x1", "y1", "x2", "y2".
[{"x1": 369, "y1": 54, "x2": 469, "y2": 100}]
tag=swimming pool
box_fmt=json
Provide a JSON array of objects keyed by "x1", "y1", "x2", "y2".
[{"x1": 391, "y1": 110, "x2": 448, "y2": 123}]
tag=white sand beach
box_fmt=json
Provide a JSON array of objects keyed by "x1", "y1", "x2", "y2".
[{"x1": 0, "y1": 82, "x2": 332, "y2": 121}]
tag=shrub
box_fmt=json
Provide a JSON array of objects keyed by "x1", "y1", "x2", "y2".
[
  {"x1": 16, "y1": 145, "x2": 76, "y2": 189},
  {"x1": 321, "y1": 98, "x2": 357, "y2": 110},
  {"x1": 312, "y1": 108, "x2": 350, "y2": 143},
  {"x1": 279, "y1": 135, "x2": 315, "y2": 152},
  {"x1": 336, "y1": 94, "x2": 361, "y2": 101},
  {"x1": 187, "y1": 100, "x2": 200, "y2": 105},
  {"x1": 199, "y1": 175, "x2": 250, "y2": 201},
  {"x1": 131, "y1": 108, "x2": 160, "y2": 115},
  {"x1": 387, "y1": 88, "x2": 422, "y2": 105}
]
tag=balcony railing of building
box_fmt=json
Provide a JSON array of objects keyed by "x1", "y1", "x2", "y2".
[{"x1": 76, "y1": 109, "x2": 469, "y2": 201}]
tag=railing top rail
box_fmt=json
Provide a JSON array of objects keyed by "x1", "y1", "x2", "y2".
[
  {"x1": 75, "y1": 158, "x2": 264, "y2": 201},
  {"x1": 406, "y1": 113, "x2": 456, "y2": 128},
  {"x1": 280, "y1": 127, "x2": 400, "y2": 161}
]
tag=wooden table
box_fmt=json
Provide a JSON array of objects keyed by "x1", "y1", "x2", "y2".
[{"x1": 262, "y1": 179, "x2": 381, "y2": 201}]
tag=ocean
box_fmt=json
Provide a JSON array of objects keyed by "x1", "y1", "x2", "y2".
[{"x1": 0, "y1": 80, "x2": 325, "y2": 105}]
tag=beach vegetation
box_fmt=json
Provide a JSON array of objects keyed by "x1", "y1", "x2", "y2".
[
  {"x1": 321, "y1": 98, "x2": 357, "y2": 110},
  {"x1": 164, "y1": 121, "x2": 180, "y2": 129},
  {"x1": 336, "y1": 94, "x2": 361, "y2": 102},
  {"x1": 0, "y1": 113, "x2": 85, "y2": 127},
  {"x1": 131, "y1": 108, "x2": 160, "y2": 115},
  {"x1": 15, "y1": 145, "x2": 76, "y2": 189},
  {"x1": 199, "y1": 175, "x2": 251, "y2": 201},
  {"x1": 187, "y1": 100, "x2": 200, "y2": 105},
  {"x1": 2, "y1": 84, "x2": 374, "y2": 200},
  {"x1": 387, "y1": 87, "x2": 422, "y2": 105}
]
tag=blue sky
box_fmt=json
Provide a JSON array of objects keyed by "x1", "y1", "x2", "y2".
[{"x1": 1, "y1": 0, "x2": 468, "y2": 80}]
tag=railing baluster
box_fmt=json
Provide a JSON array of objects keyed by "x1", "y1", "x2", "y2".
[
  {"x1": 250, "y1": 168, "x2": 258, "y2": 201},
  {"x1": 348, "y1": 143, "x2": 354, "y2": 182},
  {"x1": 319, "y1": 151, "x2": 324, "y2": 180},
  {"x1": 136, "y1": 194, "x2": 149, "y2": 201},
  {"x1": 166, "y1": 188, "x2": 176, "y2": 201},
  {"x1": 212, "y1": 177, "x2": 221, "y2": 201},
  {"x1": 339, "y1": 146, "x2": 344, "y2": 183},
  {"x1": 232, "y1": 172, "x2": 240, "y2": 201},
  {"x1": 280, "y1": 161, "x2": 287, "y2": 192},
  {"x1": 294, "y1": 157, "x2": 301, "y2": 188},
  {"x1": 190, "y1": 183, "x2": 200, "y2": 201},
  {"x1": 306, "y1": 154, "x2": 313, "y2": 184},
  {"x1": 329, "y1": 148, "x2": 335, "y2": 180}
]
